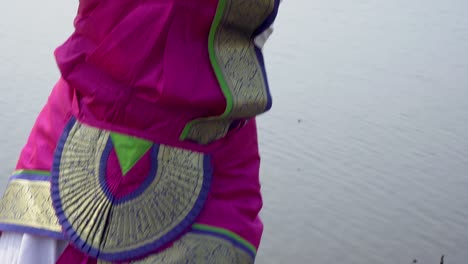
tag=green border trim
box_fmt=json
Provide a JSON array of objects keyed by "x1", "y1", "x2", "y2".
[
  {"x1": 12, "y1": 169, "x2": 50, "y2": 176},
  {"x1": 180, "y1": 0, "x2": 233, "y2": 141},
  {"x1": 192, "y1": 223, "x2": 257, "y2": 255}
]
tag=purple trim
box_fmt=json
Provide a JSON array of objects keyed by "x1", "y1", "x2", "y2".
[
  {"x1": 51, "y1": 117, "x2": 214, "y2": 261},
  {"x1": 99, "y1": 141, "x2": 159, "y2": 204},
  {"x1": 0, "y1": 223, "x2": 65, "y2": 240},
  {"x1": 97, "y1": 155, "x2": 213, "y2": 261},
  {"x1": 51, "y1": 117, "x2": 82, "y2": 245},
  {"x1": 254, "y1": 46, "x2": 273, "y2": 111},
  {"x1": 1, "y1": 174, "x2": 61, "y2": 239},
  {"x1": 98, "y1": 138, "x2": 114, "y2": 200},
  {"x1": 51, "y1": 117, "x2": 103, "y2": 257},
  {"x1": 9, "y1": 174, "x2": 50, "y2": 182},
  {"x1": 190, "y1": 229, "x2": 256, "y2": 259},
  {"x1": 252, "y1": 0, "x2": 280, "y2": 112},
  {"x1": 228, "y1": 120, "x2": 241, "y2": 131},
  {"x1": 253, "y1": 0, "x2": 281, "y2": 36}
]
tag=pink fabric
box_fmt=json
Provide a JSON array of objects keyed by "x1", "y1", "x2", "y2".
[
  {"x1": 198, "y1": 120, "x2": 264, "y2": 248},
  {"x1": 17, "y1": 79, "x2": 264, "y2": 245},
  {"x1": 105, "y1": 148, "x2": 153, "y2": 199},
  {"x1": 15, "y1": 0, "x2": 265, "y2": 262},
  {"x1": 57, "y1": 245, "x2": 97, "y2": 264},
  {"x1": 55, "y1": 0, "x2": 226, "y2": 149},
  {"x1": 16, "y1": 79, "x2": 72, "y2": 170}
]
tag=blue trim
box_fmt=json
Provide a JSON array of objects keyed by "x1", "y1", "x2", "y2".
[
  {"x1": 0, "y1": 223, "x2": 64, "y2": 240},
  {"x1": 252, "y1": 0, "x2": 280, "y2": 112},
  {"x1": 98, "y1": 138, "x2": 115, "y2": 201},
  {"x1": 253, "y1": 0, "x2": 281, "y2": 36},
  {"x1": 9, "y1": 174, "x2": 50, "y2": 182},
  {"x1": 99, "y1": 141, "x2": 159, "y2": 205},
  {"x1": 51, "y1": 117, "x2": 77, "y2": 245},
  {"x1": 51, "y1": 117, "x2": 214, "y2": 261},
  {"x1": 254, "y1": 46, "x2": 273, "y2": 111},
  {"x1": 190, "y1": 229, "x2": 256, "y2": 259},
  {"x1": 97, "y1": 155, "x2": 214, "y2": 261}
]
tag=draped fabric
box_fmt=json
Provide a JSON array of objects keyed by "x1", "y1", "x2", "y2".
[{"x1": 0, "y1": 0, "x2": 280, "y2": 262}]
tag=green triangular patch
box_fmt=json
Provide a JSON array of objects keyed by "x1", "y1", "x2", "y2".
[{"x1": 110, "y1": 133, "x2": 153, "y2": 176}]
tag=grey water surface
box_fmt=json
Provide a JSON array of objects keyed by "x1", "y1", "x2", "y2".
[{"x1": 1, "y1": 1, "x2": 468, "y2": 263}]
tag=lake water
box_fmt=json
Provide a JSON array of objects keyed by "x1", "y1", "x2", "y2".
[{"x1": 1, "y1": 1, "x2": 468, "y2": 263}]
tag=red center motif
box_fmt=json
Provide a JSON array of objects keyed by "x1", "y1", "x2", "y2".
[{"x1": 105, "y1": 147, "x2": 153, "y2": 199}]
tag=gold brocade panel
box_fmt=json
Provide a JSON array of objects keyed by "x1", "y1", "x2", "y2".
[
  {"x1": 0, "y1": 178, "x2": 62, "y2": 234},
  {"x1": 183, "y1": 0, "x2": 277, "y2": 144}
]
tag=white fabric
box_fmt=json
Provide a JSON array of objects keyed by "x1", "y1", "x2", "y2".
[
  {"x1": 254, "y1": 0, "x2": 282, "y2": 49},
  {"x1": 0, "y1": 4, "x2": 281, "y2": 264},
  {"x1": 254, "y1": 26, "x2": 274, "y2": 49},
  {"x1": 0, "y1": 233, "x2": 67, "y2": 264}
]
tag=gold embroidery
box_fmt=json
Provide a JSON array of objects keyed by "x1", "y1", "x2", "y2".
[
  {"x1": 215, "y1": 0, "x2": 274, "y2": 118},
  {"x1": 103, "y1": 145, "x2": 206, "y2": 252},
  {"x1": 184, "y1": 0, "x2": 276, "y2": 144},
  {"x1": 185, "y1": 119, "x2": 232, "y2": 145},
  {"x1": 97, "y1": 233, "x2": 253, "y2": 264},
  {"x1": 55, "y1": 121, "x2": 210, "y2": 259},
  {"x1": 0, "y1": 179, "x2": 61, "y2": 233}
]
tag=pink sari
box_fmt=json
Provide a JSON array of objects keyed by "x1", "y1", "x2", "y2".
[{"x1": 0, "y1": 0, "x2": 280, "y2": 263}]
